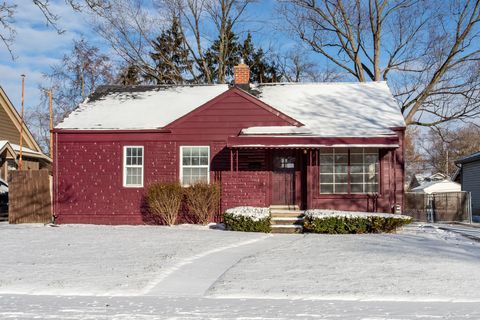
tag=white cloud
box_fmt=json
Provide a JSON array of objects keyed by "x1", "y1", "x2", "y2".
[{"x1": 0, "y1": 0, "x2": 103, "y2": 113}]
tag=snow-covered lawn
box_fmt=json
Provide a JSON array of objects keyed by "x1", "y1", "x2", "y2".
[
  {"x1": 0, "y1": 223, "x2": 265, "y2": 296},
  {"x1": 209, "y1": 225, "x2": 480, "y2": 301},
  {"x1": 1, "y1": 222, "x2": 480, "y2": 318}
]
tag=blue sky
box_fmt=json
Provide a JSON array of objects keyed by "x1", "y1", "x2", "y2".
[
  {"x1": 0, "y1": 1, "x2": 97, "y2": 113},
  {"x1": 0, "y1": 0, "x2": 295, "y2": 114}
]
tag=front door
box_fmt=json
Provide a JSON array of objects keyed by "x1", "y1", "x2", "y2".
[{"x1": 272, "y1": 151, "x2": 296, "y2": 205}]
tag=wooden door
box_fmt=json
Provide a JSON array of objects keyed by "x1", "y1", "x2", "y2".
[{"x1": 272, "y1": 151, "x2": 296, "y2": 205}]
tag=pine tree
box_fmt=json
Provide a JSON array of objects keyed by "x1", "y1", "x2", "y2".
[
  {"x1": 118, "y1": 64, "x2": 141, "y2": 85},
  {"x1": 240, "y1": 33, "x2": 281, "y2": 83},
  {"x1": 202, "y1": 26, "x2": 281, "y2": 84},
  {"x1": 202, "y1": 19, "x2": 240, "y2": 83},
  {"x1": 148, "y1": 16, "x2": 192, "y2": 84}
]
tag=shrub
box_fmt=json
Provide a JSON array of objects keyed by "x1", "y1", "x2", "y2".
[
  {"x1": 145, "y1": 182, "x2": 183, "y2": 225},
  {"x1": 183, "y1": 182, "x2": 221, "y2": 225},
  {"x1": 224, "y1": 207, "x2": 271, "y2": 233},
  {"x1": 303, "y1": 210, "x2": 412, "y2": 234}
]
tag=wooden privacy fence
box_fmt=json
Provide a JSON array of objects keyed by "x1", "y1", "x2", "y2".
[
  {"x1": 8, "y1": 170, "x2": 52, "y2": 224},
  {"x1": 404, "y1": 191, "x2": 472, "y2": 223}
]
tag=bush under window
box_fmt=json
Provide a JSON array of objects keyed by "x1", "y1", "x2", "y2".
[
  {"x1": 303, "y1": 209, "x2": 412, "y2": 234},
  {"x1": 146, "y1": 182, "x2": 183, "y2": 225},
  {"x1": 183, "y1": 182, "x2": 220, "y2": 224}
]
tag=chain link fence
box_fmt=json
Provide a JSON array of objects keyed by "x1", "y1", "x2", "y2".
[{"x1": 404, "y1": 191, "x2": 472, "y2": 223}]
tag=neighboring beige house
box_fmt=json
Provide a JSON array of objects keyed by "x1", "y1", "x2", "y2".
[{"x1": 0, "y1": 86, "x2": 51, "y2": 182}]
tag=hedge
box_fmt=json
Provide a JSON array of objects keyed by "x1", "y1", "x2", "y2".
[
  {"x1": 303, "y1": 210, "x2": 412, "y2": 234},
  {"x1": 224, "y1": 207, "x2": 271, "y2": 233}
]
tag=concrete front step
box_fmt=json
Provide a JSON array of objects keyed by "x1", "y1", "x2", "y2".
[
  {"x1": 270, "y1": 205, "x2": 300, "y2": 211},
  {"x1": 271, "y1": 225, "x2": 303, "y2": 234},
  {"x1": 271, "y1": 211, "x2": 305, "y2": 218},
  {"x1": 271, "y1": 217, "x2": 304, "y2": 225}
]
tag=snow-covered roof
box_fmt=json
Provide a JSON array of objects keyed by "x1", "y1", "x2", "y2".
[
  {"x1": 251, "y1": 82, "x2": 405, "y2": 137},
  {"x1": 241, "y1": 126, "x2": 313, "y2": 135},
  {"x1": 56, "y1": 82, "x2": 405, "y2": 137},
  {"x1": 411, "y1": 179, "x2": 461, "y2": 194},
  {"x1": 56, "y1": 85, "x2": 230, "y2": 130},
  {"x1": 0, "y1": 140, "x2": 50, "y2": 162},
  {"x1": 0, "y1": 140, "x2": 14, "y2": 154}
]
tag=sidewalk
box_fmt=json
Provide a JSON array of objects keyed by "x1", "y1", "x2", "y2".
[{"x1": 436, "y1": 223, "x2": 480, "y2": 241}]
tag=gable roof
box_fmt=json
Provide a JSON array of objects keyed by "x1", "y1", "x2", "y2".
[
  {"x1": 0, "y1": 140, "x2": 51, "y2": 163},
  {"x1": 0, "y1": 86, "x2": 43, "y2": 153},
  {"x1": 248, "y1": 82, "x2": 405, "y2": 137},
  {"x1": 57, "y1": 85, "x2": 229, "y2": 130},
  {"x1": 411, "y1": 179, "x2": 461, "y2": 194},
  {"x1": 55, "y1": 81, "x2": 405, "y2": 137},
  {"x1": 165, "y1": 87, "x2": 302, "y2": 129}
]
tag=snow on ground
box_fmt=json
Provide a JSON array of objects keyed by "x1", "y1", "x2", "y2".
[
  {"x1": 1, "y1": 295, "x2": 479, "y2": 319},
  {"x1": 0, "y1": 223, "x2": 265, "y2": 296},
  {"x1": 1, "y1": 222, "x2": 480, "y2": 318},
  {"x1": 208, "y1": 224, "x2": 480, "y2": 301}
]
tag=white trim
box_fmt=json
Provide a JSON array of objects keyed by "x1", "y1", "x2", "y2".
[
  {"x1": 123, "y1": 146, "x2": 144, "y2": 188},
  {"x1": 179, "y1": 145, "x2": 210, "y2": 187},
  {"x1": 230, "y1": 144, "x2": 399, "y2": 148}
]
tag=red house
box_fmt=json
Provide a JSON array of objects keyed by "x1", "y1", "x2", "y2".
[{"x1": 53, "y1": 63, "x2": 405, "y2": 224}]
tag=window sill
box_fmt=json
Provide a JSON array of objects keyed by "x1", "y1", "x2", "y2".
[{"x1": 315, "y1": 193, "x2": 381, "y2": 199}]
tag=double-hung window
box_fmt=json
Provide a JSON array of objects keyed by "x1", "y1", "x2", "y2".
[
  {"x1": 180, "y1": 146, "x2": 210, "y2": 186},
  {"x1": 123, "y1": 146, "x2": 144, "y2": 187},
  {"x1": 320, "y1": 148, "x2": 379, "y2": 194}
]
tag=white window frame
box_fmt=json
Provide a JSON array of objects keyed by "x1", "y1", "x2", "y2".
[
  {"x1": 350, "y1": 148, "x2": 379, "y2": 194},
  {"x1": 319, "y1": 149, "x2": 348, "y2": 194},
  {"x1": 123, "y1": 146, "x2": 144, "y2": 188},
  {"x1": 180, "y1": 146, "x2": 210, "y2": 187},
  {"x1": 319, "y1": 148, "x2": 379, "y2": 195}
]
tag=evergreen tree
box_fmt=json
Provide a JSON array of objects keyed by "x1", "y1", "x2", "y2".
[
  {"x1": 118, "y1": 64, "x2": 141, "y2": 85},
  {"x1": 148, "y1": 16, "x2": 192, "y2": 84},
  {"x1": 202, "y1": 19, "x2": 240, "y2": 83},
  {"x1": 202, "y1": 26, "x2": 281, "y2": 84},
  {"x1": 240, "y1": 33, "x2": 281, "y2": 83}
]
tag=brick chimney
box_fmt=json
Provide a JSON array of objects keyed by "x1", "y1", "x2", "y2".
[{"x1": 234, "y1": 58, "x2": 250, "y2": 89}]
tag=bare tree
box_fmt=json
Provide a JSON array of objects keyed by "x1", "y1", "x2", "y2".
[
  {"x1": 404, "y1": 126, "x2": 427, "y2": 184},
  {"x1": 158, "y1": 0, "x2": 257, "y2": 83},
  {"x1": 0, "y1": 1, "x2": 110, "y2": 58},
  {"x1": 27, "y1": 39, "x2": 114, "y2": 153},
  {"x1": 0, "y1": 2, "x2": 17, "y2": 58},
  {"x1": 422, "y1": 124, "x2": 480, "y2": 177},
  {"x1": 276, "y1": 49, "x2": 343, "y2": 82},
  {"x1": 279, "y1": 0, "x2": 480, "y2": 127}
]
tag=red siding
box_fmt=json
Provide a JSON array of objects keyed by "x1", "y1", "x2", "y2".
[
  {"x1": 54, "y1": 88, "x2": 406, "y2": 224},
  {"x1": 219, "y1": 171, "x2": 269, "y2": 211},
  {"x1": 54, "y1": 89, "x2": 292, "y2": 224},
  {"x1": 308, "y1": 129, "x2": 405, "y2": 213}
]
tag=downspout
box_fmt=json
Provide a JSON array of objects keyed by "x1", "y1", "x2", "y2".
[
  {"x1": 393, "y1": 148, "x2": 397, "y2": 210},
  {"x1": 53, "y1": 131, "x2": 58, "y2": 224}
]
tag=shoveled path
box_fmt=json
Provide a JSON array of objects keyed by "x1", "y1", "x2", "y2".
[{"x1": 145, "y1": 233, "x2": 299, "y2": 297}]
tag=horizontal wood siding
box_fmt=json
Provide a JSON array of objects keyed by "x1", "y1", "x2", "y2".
[
  {"x1": 463, "y1": 161, "x2": 480, "y2": 215},
  {"x1": 168, "y1": 91, "x2": 292, "y2": 138},
  {"x1": 0, "y1": 104, "x2": 20, "y2": 144}
]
